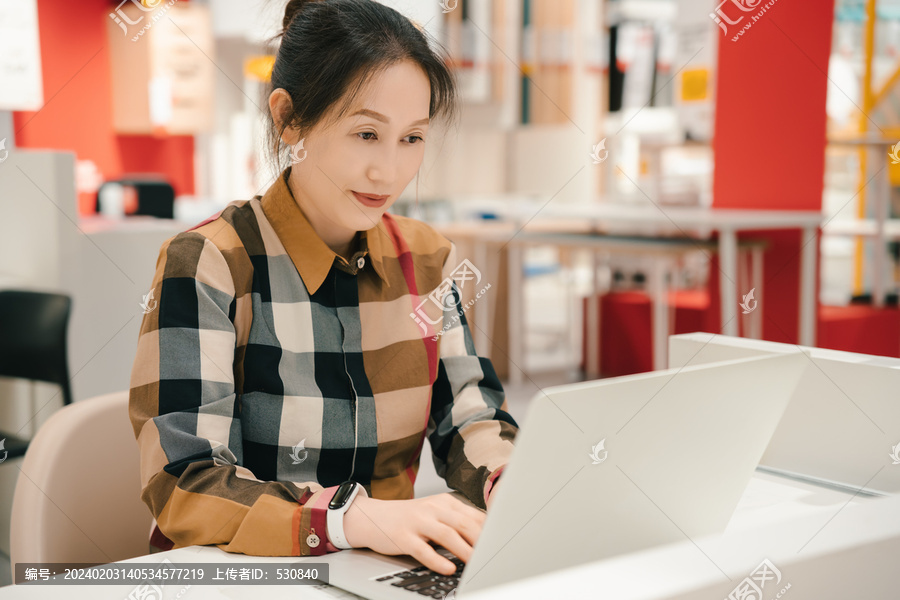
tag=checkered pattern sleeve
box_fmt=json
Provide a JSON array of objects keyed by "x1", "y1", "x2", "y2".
[
  {"x1": 129, "y1": 231, "x2": 341, "y2": 557},
  {"x1": 426, "y1": 242, "x2": 518, "y2": 510}
]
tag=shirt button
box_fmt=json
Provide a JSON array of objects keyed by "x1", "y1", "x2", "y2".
[{"x1": 357, "y1": 256, "x2": 365, "y2": 269}]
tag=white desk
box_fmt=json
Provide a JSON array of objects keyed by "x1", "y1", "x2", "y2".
[
  {"x1": 439, "y1": 202, "x2": 820, "y2": 383},
  {"x1": 5, "y1": 336, "x2": 900, "y2": 599},
  {"x1": 503, "y1": 232, "x2": 723, "y2": 376},
  {"x1": 462, "y1": 487, "x2": 900, "y2": 600},
  {"x1": 504, "y1": 203, "x2": 823, "y2": 345},
  {"x1": 435, "y1": 223, "x2": 721, "y2": 379},
  {"x1": 0, "y1": 470, "x2": 880, "y2": 600}
]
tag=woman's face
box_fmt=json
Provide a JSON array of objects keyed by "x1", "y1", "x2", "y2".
[{"x1": 271, "y1": 59, "x2": 431, "y2": 249}]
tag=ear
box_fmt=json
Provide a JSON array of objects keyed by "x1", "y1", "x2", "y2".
[{"x1": 269, "y1": 88, "x2": 299, "y2": 145}]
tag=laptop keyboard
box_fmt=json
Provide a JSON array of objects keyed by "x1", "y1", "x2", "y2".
[{"x1": 373, "y1": 548, "x2": 464, "y2": 597}]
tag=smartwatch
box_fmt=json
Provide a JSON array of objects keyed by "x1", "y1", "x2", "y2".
[{"x1": 326, "y1": 480, "x2": 368, "y2": 549}]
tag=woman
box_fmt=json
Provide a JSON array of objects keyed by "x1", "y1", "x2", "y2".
[{"x1": 128, "y1": 0, "x2": 518, "y2": 577}]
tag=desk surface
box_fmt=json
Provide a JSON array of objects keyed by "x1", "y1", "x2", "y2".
[
  {"x1": 0, "y1": 471, "x2": 871, "y2": 600},
  {"x1": 448, "y1": 199, "x2": 823, "y2": 230}
]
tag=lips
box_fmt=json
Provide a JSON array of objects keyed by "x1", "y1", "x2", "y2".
[{"x1": 352, "y1": 191, "x2": 388, "y2": 208}]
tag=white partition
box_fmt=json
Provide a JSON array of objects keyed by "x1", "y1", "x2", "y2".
[
  {"x1": 462, "y1": 491, "x2": 900, "y2": 600},
  {"x1": 668, "y1": 333, "x2": 900, "y2": 495},
  {"x1": 0, "y1": 149, "x2": 80, "y2": 558},
  {"x1": 461, "y1": 335, "x2": 900, "y2": 599},
  {"x1": 0, "y1": 150, "x2": 185, "y2": 558},
  {"x1": 1, "y1": 150, "x2": 187, "y2": 405}
]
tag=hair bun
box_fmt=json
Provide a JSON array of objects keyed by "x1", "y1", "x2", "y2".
[{"x1": 283, "y1": 0, "x2": 321, "y2": 32}]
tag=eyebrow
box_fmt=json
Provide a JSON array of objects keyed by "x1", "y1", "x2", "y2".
[{"x1": 350, "y1": 108, "x2": 429, "y2": 127}]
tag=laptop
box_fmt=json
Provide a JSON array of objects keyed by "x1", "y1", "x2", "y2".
[{"x1": 310, "y1": 352, "x2": 809, "y2": 599}]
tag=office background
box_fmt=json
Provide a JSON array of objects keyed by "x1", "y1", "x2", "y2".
[{"x1": 1, "y1": 0, "x2": 900, "y2": 590}]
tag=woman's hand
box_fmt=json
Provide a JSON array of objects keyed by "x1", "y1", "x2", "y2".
[{"x1": 342, "y1": 493, "x2": 486, "y2": 576}]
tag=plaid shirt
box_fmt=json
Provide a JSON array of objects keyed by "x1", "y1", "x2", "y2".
[{"x1": 129, "y1": 167, "x2": 518, "y2": 557}]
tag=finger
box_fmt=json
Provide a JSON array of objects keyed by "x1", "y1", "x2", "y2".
[
  {"x1": 435, "y1": 509, "x2": 482, "y2": 550},
  {"x1": 407, "y1": 538, "x2": 457, "y2": 576},
  {"x1": 423, "y1": 521, "x2": 474, "y2": 565}
]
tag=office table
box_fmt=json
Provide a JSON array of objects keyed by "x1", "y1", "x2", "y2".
[
  {"x1": 437, "y1": 203, "x2": 820, "y2": 382},
  {"x1": 502, "y1": 203, "x2": 823, "y2": 342},
  {"x1": 6, "y1": 335, "x2": 900, "y2": 599},
  {"x1": 502, "y1": 231, "x2": 722, "y2": 376},
  {"x1": 0, "y1": 469, "x2": 879, "y2": 600},
  {"x1": 462, "y1": 487, "x2": 900, "y2": 600}
]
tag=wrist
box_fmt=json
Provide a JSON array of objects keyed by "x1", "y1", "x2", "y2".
[
  {"x1": 342, "y1": 495, "x2": 373, "y2": 548},
  {"x1": 325, "y1": 482, "x2": 367, "y2": 549}
]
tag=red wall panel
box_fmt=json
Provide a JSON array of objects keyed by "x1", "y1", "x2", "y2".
[
  {"x1": 12, "y1": 0, "x2": 195, "y2": 215},
  {"x1": 711, "y1": 0, "x2": 835, "y2": 342}
]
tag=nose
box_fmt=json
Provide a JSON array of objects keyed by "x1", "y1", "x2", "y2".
[{"x1": 365, "y1": 144, "x2": 398, "y2": 188}]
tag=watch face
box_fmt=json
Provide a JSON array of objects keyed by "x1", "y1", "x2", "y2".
[{"x1": 329, "y1": 482, "x2": 357, "y2": 510}]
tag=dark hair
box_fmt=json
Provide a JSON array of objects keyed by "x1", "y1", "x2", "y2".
[{"x1": 264, "y1": 0, "x2": 459, "y2": 178}]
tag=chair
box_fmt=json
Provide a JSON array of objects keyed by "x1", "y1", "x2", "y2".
[
  {"x1": 10, "y1": 390, "x2": 152, "y2": 567},
  {"x1": 0, "y1": 290, "x2": 73, "y2": 460},
  {"x1": 96, "y1": 178, "x2": 175, "y2": 219}
]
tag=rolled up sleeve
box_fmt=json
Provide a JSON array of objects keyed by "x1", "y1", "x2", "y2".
[{"x1": 425, "y1": 243, "x2": 519, "y2": 510}]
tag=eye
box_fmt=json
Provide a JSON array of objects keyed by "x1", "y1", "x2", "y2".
[{"x1": 357, "y1": 131, "x2": 424, "y2": 144}]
